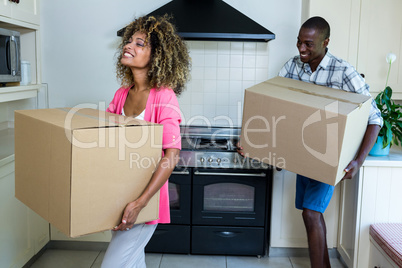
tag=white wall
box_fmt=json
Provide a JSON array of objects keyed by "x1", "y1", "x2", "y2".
[{"x1": 41, "y1": 0, "x2": 301, "y2": 126}]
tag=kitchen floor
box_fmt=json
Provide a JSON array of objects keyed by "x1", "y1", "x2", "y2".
[{"x1": 29, "y1": 250, "x2": 347, "y2": 268}]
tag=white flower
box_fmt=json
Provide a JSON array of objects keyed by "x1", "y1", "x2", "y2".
[{"x1": 386, "y1": 53, "x2": 396, "y2": 64}]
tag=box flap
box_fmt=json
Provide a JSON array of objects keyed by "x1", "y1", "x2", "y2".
[
  {"x1": 247, "y1": 77, "x2": 371, "y2": 115},
  {"x1": 15, "y1": 108, "x2": 158, "y2": 132}
]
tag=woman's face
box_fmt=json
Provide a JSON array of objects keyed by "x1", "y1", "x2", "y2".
[{"x1": 121, "y1": 32, "x2": 151, "y2": 70}]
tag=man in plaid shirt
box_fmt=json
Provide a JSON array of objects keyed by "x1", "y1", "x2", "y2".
[{"x1": 279, "y1": 16, "x2": 382, "y2": 268}]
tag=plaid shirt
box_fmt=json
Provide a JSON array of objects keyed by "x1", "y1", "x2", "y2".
[{"x1": 279, "y1": 51, "x2": 383, "y2": 126}]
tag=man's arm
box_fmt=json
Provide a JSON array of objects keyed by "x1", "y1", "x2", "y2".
[{"x1": 342, "y1": 124, "x2": 381, "y2": 180}]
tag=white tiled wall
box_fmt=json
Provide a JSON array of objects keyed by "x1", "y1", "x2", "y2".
[{"x1": 178, "y1": 41, "x2": 270, "y2": 127}]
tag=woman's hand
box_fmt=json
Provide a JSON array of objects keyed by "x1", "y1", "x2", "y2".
[
  {"x1": 113, "y1": 199, "x2": 146, "y2": 231},
  {"x1": 112, "y1": 148, "x2": 180, "y2": 231}
]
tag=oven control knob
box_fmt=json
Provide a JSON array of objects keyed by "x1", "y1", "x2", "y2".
[
  {"x1": 208, "y1": 158, "x2": 213, "y2": 163},
  {"x1": 200, "y1": 157, "x2": 205, "y2": 163},
  {"x1": 216, "y1": 158, "x2": 221, "y2": 164}
]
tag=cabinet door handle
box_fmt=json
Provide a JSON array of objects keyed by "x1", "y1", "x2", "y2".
[
  {"x1": 171, "y1": 170, "x2": 190, "y2": 175},
  {"x1": 214, "y1": 231, "x2": 239, "y2": 238},
  {"x1": 194, "y1": 171, "x2": 266, "y2": 177}
]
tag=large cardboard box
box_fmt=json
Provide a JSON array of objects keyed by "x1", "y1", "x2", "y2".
[
  {"x1": 15, "y1": 108, "x2": 163, "y2": 237},
  {"x1": 240, "y1": 77, "x2": 372, "y2": 186}
]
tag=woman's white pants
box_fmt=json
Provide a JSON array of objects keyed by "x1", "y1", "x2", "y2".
[{"x1": 101, "y1": 223, "x2": 157, "y2": 268}]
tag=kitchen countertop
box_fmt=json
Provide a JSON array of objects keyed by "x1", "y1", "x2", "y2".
[{"x1": 364, "y1": 146, "x2": 402, "y2": 167}]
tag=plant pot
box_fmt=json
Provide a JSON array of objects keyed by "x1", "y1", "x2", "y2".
[{"x1": 369, "y1": 136, "x2": 390, "y2": 156}]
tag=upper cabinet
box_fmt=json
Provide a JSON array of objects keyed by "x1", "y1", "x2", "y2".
[
  {"x1": 0, "y1": 0, "x2": 42, "y2": 164},
  {"x1": 0, "y1": 0, "x2": 40, "y2": 25},
  {"x1": 301, "y1": 0, "x2": 361, "y2": 67},
  {"x1": 357, "y1": 0, "x2": 402, "y2": 98},
  {"x1": 302, "y1": 0, "x2": 402, "y2": 98}
]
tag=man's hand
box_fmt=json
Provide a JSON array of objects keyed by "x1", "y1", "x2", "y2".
[
  {"x1": 342, "y1": 124, "x2": 381, "y2": 181},
  {"x1": 342, "y1": 160, "x2": 359, "y2": 180},
  {"x1": 236, "y1": 141, "x2": 245, "y2": 157}
]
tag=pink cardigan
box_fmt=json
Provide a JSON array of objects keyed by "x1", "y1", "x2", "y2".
[{"x1": 106, "y1": 87, "x2": 182, "y2": 224}]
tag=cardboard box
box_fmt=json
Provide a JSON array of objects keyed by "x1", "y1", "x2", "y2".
[
  {"x1": 15, "y1": 108, "x2": 163, "y2": 237},
  {"x1": 240, "y1": 77, "x2": 372, "y2": 186}
]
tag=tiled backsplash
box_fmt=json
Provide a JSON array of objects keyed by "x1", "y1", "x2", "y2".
[{"x1": 178, "y1": 41, "x2": 270, "y2": 127}]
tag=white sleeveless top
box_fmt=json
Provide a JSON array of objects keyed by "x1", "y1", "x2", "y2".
[{"x1": 122, "y1": 107, "x2": 145, "y2": 121}]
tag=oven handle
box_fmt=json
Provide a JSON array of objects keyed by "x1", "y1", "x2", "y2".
[
  {"x1": 171, "y1": 170, "x2": 190, "y2": 175},
  {"x1": 194, "y1": 171, "x2": 266, "y2": 177}
]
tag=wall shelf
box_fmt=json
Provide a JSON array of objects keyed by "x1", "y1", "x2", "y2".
[{"x1": 0, "y1": 85, "x2": 39, "y2": 103}]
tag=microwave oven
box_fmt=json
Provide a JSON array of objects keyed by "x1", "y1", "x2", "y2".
[{"x1": 0, "y1": 28, "x2": 21, "y2": 84}]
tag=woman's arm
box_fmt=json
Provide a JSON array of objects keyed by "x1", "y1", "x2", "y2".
[{"x1": 113, "y1": 148, "x2": 180, "y2": 231}]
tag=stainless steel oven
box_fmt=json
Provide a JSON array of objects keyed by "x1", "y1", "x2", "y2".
[
  {"x1": 146, "y1": 126, "x2": 272, "y2": 256},
  {"x1": 192, "y1": 168, "x2": 268, "y2": 226},
  {"x1": 191, "y1": 168, "x2": 271, "y2": 256}
]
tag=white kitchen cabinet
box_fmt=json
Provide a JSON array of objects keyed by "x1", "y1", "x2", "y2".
[
  {"x1": 269, "y1": 169, "x2": 340, "y2": 249},
  {"x1": 0, "y1": 4, "x2": 48, "y2": 267},
  {"x1": 357, "y1": 0, "x2": 402, "y2": 97},
  {"x1": 0, "y1": 160, "x2": 49, "y2": 268},
  {"x1": 0, "y1": 0, "x2": 40, "y2": 25},
  {"x1": 0, "y1": 0, "x2": 12, "y2": 18},
  {"x1": 301, "y1": 0, "x2": 361, "y2": 67},
  {"x1": 337, "y1": 148, "x2": 402, "y2": 268},
  {"x1": 302, "y1": 0, "x2": 402, "y2": 98},
  {"x1": 0, "y1": 4, "x2": 43, "y2": 163},
  {"x1": 369, "y1": 237, "x2": 400, "y2": 268}
]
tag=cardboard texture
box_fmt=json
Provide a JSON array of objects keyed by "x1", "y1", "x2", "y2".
[
  {"x1": 240, "y1": 76, "x2": 372, "y2": 186},
  {"x1": 14, "y1": 108, "x2": 163, "y2": 237}
]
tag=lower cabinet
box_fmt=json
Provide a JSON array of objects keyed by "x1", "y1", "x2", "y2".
[
  {"x1": 0, "y1": 160, "x2": 49, "y2": 268},
  {"x1": 191, "y1": 226, "x2": 265, "y2": 256},
  {"x1": 337, "y1": 162, "x2": 402, "y2": 268},
  {"x1": 269, "y1": 169, "x2": 340, "y2": 249},
  {"x1": 145, "y1": 225, "x2": 190, "y2": 254},
  {"x1": 145, "y1": 167, "x2": 272, "y2": 257},
  {"x1": 369, "y1": 238, "x2": 399, "y2": 268}
]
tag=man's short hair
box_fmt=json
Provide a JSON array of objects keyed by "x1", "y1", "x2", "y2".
[{"x1": 302, "y1": 16, "x2": 330, "y2": 40}]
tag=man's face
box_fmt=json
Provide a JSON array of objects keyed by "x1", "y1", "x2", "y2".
[{"x1": 296, "y1": 27, "x2": 328, "y2": 68}]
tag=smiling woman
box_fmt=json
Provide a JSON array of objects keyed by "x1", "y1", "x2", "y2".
[
  {"x1": 116, "y1": 15, "x2": 191, "y2": 96},
  {"x1": 120, "y1": 32, "x2": 152, "y2": 70},
  {"x1": 102, "y1": 15, "x2": 191, "y2": 268}
]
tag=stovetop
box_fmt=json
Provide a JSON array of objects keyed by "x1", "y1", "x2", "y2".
[
  {"x1": 181, "y1": 136, "x2": 238, "y2": 151},
  {"x1": 178, "y1": 126, "x2": 269, "y2": 169}
]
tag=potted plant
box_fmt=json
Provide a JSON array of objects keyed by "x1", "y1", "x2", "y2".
[{"x1": 370, "y1": 53, "x2": 402, "y2": 156}]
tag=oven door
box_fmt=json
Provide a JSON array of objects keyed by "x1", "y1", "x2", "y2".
[
  {"x1": 169, "y1": 167, "x2": 191, "y2": 224},
  {"x1": 192, "y1": 168, "x2": 268, "y2": 227},
  {"x1": 145, "y1": 167, "x2": 192, "y2": 254}
]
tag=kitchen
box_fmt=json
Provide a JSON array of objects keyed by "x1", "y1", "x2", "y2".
[{"x1": 1, "y1": 0, "x2": 402, "y2": 267}]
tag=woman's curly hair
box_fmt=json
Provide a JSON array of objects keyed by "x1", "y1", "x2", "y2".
[{"x1": 116, "y1": 15, "x2": 191, "y2": 96}]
